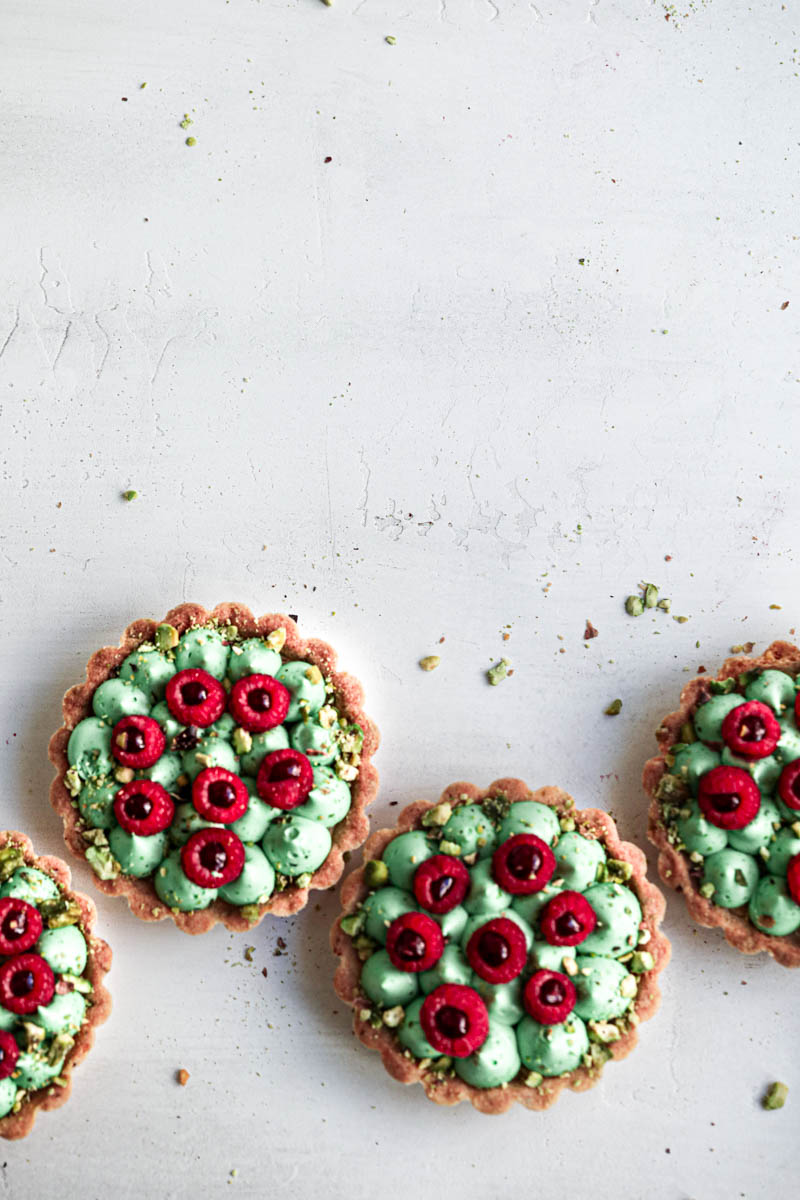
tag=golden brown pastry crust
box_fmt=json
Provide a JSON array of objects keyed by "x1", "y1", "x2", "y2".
[
  {"x1": 644, "y1": 639, "x2": 800, "y2": 967},
  {"x1": 49, "y1": 602, "x2": 379, "y2": 934},
  {"x1": 0, "y1": 831, "x2": 112, "y2": 1141},
  {"x1": 332, "y1": 778, "x2": 669, "y2": 1113}
]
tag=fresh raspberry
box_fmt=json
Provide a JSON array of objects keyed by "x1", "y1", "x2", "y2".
[
  {"x1": 111, "y1": 714, "x2": 166, "y2": 768},
  {"x1": 192, "y1": 767, "x2": 249, "y2": 823},
  {"x1": 0, "y1": 1031, "x2": 19, "y2": 1080},
  {"x1": 229, "y1": 674, "x2": 290, "y2": 732},
  {"x1": 181, "y1": 827, "x2": 245, "y2": 888},
  {"x1": 465, "y1": 916, "x2": 527, "y2": 984},
  {"x1": 166, "y1": 668, "x2": 226, "y2": 728},
  {"x1": 0, "y1": 953, "x2": 55, "y2": 1015},
  {"x1": 491, "y1": 833, "x2": 555, "y2": 894},
  {"x1": 385, "y1": 912, "x2": 445, "y2": 972},
  {"x1": 0, "y1": 897, "x2": 43, "y2": 956},
  {"x1": 413, "y1": 854, "x2": 470, "y2": 914},
  {"x1": 256, "y1": 749, "x2": 314, "y2": 810},
  {"x1": 778, "y1": 761, "x2": 800, "y2": 812},
  {"x1": 419, "y1": 984, "x2": 490, "y2": 1058},
  {"x1": 697, "y1": 765, "x2": 761, "y2": 830},
  {"x1": 787, "y1": 854, "x2": 800, "y2": 906},
  {"x1": 721, "y1": 700, "x2": 780, "y2": 759},
  {"x1": 114, "y1": 779, "x2": 175, "y2": 835},
  {"x1": 523, "y1": 969, "x2": 577, "y2": 1025},
  {"x1": 539, "y1": 891, "x2": 597, "y2": 947}
]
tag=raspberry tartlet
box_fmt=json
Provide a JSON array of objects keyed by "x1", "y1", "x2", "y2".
[
  {"x1": 645, "y1": 640, "x2": 800, "y2": 966},
  {"x1": 0, "y1": 832, "x2": 111, "y2": 1139},
  {"x1": 332, "y1": 779, "x2": 669, "y2": 1113},
  {"x1": 49, "y1": 603, "x2": 379, "y2": 934}
]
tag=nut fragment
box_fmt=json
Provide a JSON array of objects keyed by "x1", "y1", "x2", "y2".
[
  {"x1": 487, "y1": 658, "x2": 510, "y2": 686},
  {"x1": 266, "y1": 627, "x2": 287, "y2": 653},
  {"x1": 625, "y1": 596, "x2": 644, "y2": 617},
  {"x1": 604, "y1": 699, "x2": 622, "y2": 716},
  {"x1": 305, "y1": 665, "x2": 323, "y2": 686},
  {"x1": 177, "y1": 1069, "x2": 190, "y2": 1086},
  {"x1": 419, "y1": 655, "x2": 441, "y2": 672},
  {"x1": 763, "y1": 1081, "x2": 788, "y2": 1110},
  {"x1": 155, "y1": 623, "x2": 179, "y2": 651}
]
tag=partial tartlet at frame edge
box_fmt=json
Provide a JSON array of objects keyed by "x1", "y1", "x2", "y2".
[
  {"x1": 0, "y1": 831, "x2": 111, "y2": 1141},
  {"x1": 49, "y1": 602, "x2": 379, "y2": 934},
  {"x1": 331, "y1": 778, "x2": 670, "y2": 1114},
  {"x1": 644, "y1": 639, "x2": 800, "y2": 967}
]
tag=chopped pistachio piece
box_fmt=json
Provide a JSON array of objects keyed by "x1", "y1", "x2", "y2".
[
  {"x1": 698, "y1": 881, "x2": 716, "y2": 899},
  {"x1": 363, "y1": 860, "x2": 389, "y2": 889},
  {"x1": 630, "y1": 950, "x2": 655, "y2": 974},
  {"x1": 763, "y1": 1081, "x2": 788, "y2": 1110},
  {"x1": 85, "y1": 844, "x2": 120, "y2": 880},
  {"x1": 48, "y1": 1032, "x2": 75, "y2": 1066},
  {"x1": 122, "y1": 489, "x2": 137, "y2": 502},
  {"x1": 588, "y1": 1020, "x2": 622, "y2": 1044},
  {"x1": 239, "y1": 904, "x2": 262, "y2": 924},
  {"x1": 606, "y1": 858, "x2": 633, "y2": 882},
  {"x1": 421, "y1": 802, "x2": 452, "y2": 828},
  {"x1": 305, "y1": 664, "x2": 323, "y2": 686},
  {"x1": 524, "y1": 1070, "x2": 544, "y2": 1088},
  {"x1": 605, "y1": 698, "x2": 623, "y2": 716},
  {"x1": 114, "y1": 766, "x2": 135, "y2": 784},
  {"x1": 154, "y1": 623, "x2": 179, "y2": 651},
  {"x1": 39, "y1": 897, "x2": 82, "y2": 928},
  {"x1": 438, "y1": 840, "x2": 462, "y2": 857},
  {"x1": 382, "y1": 1005, "x2": 405, "y2": 1028},
  {"x1": 232, "y1": 727, "x2": 252, "y2": 755},
  {"x1": 709, "y1": 677, "x2": 737, "y2": 694},
  {"x1": 266, "y1": 627, "x2": 287, "y2": 653},
  {"x1": 0, "y1": 845, "x2": 25, "y2": 882},
  {"x1": 385, "y1": 34, "x2": 397, "y2": 44},
  {"x1": 625, "y1": 595, "x2": 644, "y2": 617},
  {"x1": 643, "y1": 583, "x2": 659, "y2": 609},
  {"x1": 61, "y1": 972, "x2": 93, "y2": 995},
  {"x1": 64, "y1": 766, "x2": 82, "y2": 797},
  {"x1": 340, "y1": 910, "x2": 366, "y2": 937},
  {"x1": 419, "y1": 655, "x2": 441, "y2": 672},
  {"x1": 657, "y1": 598, "x2": 671, "y2": 612},
  {"x1": 21, "y1": 1022, "x2": 45, "y2": 1050},
  {"x1": 318, "y1": 704, "x2": 337, "y2": 730},
  {"x1": 673, "y1": 615, "x2": 689, "y2": 624},
  {"x1": 561, "y1": 956, "x2": 578, "y2": 977},
  {"x1": 334, "y1": 760, "x2": 358, "y2": 782},
  {"x1": 487, "y1": 658, "x2": 510, "y2": 686},
  {"x1": 220, "y1": 624, "x2": 238, "y2": 641},
  {"x1": 619, "y1": 974, "x2": 638, "y2": 999}
]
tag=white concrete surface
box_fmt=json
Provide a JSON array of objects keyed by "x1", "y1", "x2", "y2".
[{"x1": 0, "y1": 1, "x2": 797, "y2": 1196}]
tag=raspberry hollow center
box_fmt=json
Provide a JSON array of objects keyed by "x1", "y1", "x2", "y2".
[
  {"x1": 208, "y1": 781, "x2": 237, "y2": 808},
  {"x1": 181, "y1": 681, "x2": 208, "y2": 706},
  {"x1": 506, "y1": 844, "x2": 542, "y2": 879},
  {"x1": 394, "y1": 929, "x2": 426, "y2": 961},
  {"x1": 10, "y1": 969, "x2": 35, "y2": 997},
  {"x1": 478, "y1": 930, "x2": 509, "y2": 967},
  {"x1": 436, "y1": 1005, "x2": 469, "y2": 1039},
  {"x1": 199, "y1": 842, "x2": 227, "y2": 873},
  {"x1": 712, "y1": 791, "x2": 741, "y2": 813},
  {"x1": 540, "y1": 979, "x2": 567, "y2": 1006},
  {"x1": 125, "y1": 793, "x2": 153, "y2": 821},
  {"x1": 555, "y1": 912, "x2": 582, "y2": 938},
  {"x1": 738, "y1": 715, "x2": 767, "y2": 742},
  {"x1": 1, "y1": 912, "x2": 26, "y2": 941},
  {"x1": 248, "y1": 688, "x2": 272, "y2": 712}
]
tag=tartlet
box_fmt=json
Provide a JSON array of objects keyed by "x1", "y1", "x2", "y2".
[
  {"x1": 645, "y1": 639, "x2": 800, "y2": 966},
  {"x1": 0, "y1": 831, "x2": 111, "y2": 1140},
  {"x1": 49, "y1": 603, "x2": 379, "y2": 934},
  {"x1": 332, "y1": 778, "x2": 669, "y2": 1113}
]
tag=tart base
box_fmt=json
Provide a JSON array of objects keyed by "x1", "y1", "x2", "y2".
[
  {"x1": 644, "y1": 639, "x2": 800, "y2": 967},
  {"x1": 49, "y1": 602, "x2": 379, "y2": 934},
  {"x1": 332, "y1": 778, "x2": 670, "y2": 1113},
  {"x1": 0, "y1": 831, "x2": 112, "y2": 1141}
]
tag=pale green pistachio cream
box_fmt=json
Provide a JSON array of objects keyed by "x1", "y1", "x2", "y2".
[
  {"x1": 345, "y1": 796, "x2": 649, "y2": 1090},
  {"x1": 0, "y1": 842, "x2": 93, "y2": 1120},
  {"x1": 659, "y1": 667, "x2": 800, "y2": 936},
  {"x1": 65, "y1": 622, "x2": 363, "y2": 913}
]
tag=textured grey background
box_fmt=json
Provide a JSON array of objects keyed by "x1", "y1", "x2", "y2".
[{"x1": 0, "y1": 1, "x2": 796, "y2": 1197}]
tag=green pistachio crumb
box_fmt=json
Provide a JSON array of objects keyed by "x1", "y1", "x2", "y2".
[
  {"x1": 114, "y1": 766, "x2": 135, "y2": 783},
  {"x1": 154, "y1": 623, "x2": 179, "y2": 651},
  {"x1": 239, "y1": 904, "x2": 262, "y2": 924},
  {"x1": 487, "y1": 658, "x2": 510, "y2": 685},
  {"x1": 763, "y1": 1081, "x2": 788, "y2": 1110},
  {"x1": 709, "y1": 677, "x2": 737, "y2": 695},
  {"x1": 619, "y1": 974, "x2": 638, "y2": 999},
  {"x1": 85, "y1": 845, "x2": 120, "y2": 880},
  {"x1": 430, "y1": 1056, "x2": 452, "y2": 1073},
  {"x1": 294, "y1": 871, "x2": 313, "y2": 889},
  {"x1": 382, "y1": 1005, "x2": 405, "y2": 1028},
  {"x1": 363, "y1": 859, "x2": 389, "y2": 889},
  {"x1": 180, "y1": 115, "x2": 192, "y2": 129},
  {"x1": 438, "y1": 840, "x2": 462, "y2": 856},
  {"x1": 625, "y1": 595, "x2": 644, "y2": 617},
  {"x1": 418, "y1": 655, "x2": 440, "y2": 672},
  {"x1": 61, "y1": 972, "x2": 92, "y2": 995},
  {"x1": 672, "y1": 615, "x2": 689, "y2": 624},
  {"x1": 606, "y1": 858, "x2": 634, "y2": 882},
  {"x1": 630, "y1": 950, "x2": 655, "y2": 974},
  {"x1": 421, "y1": 802, "x2": 452, "y2": 828},
  {"x1": 0, "y1": 845, "x2": 25, "y2": 882},
  {"x1": 220, "y1": 624, "x2": 238, "y2": 641},
  {"x1": 643, "y1": 583, "x2": 659, "y2": 609},
  {"x1": 63, "y1": 766, "x2": 82, "y2": 798},
  {"x1": 385, "y1": 34, "x2": 397, "y2": 43},
  {"x1": 122, "y1": 489, "x2": 137, "y2": 502},
  {"x1": 185, "y1": 136, "x2": 196, "y2": 146},
  {"x1": 524, "y1": 1070, "x2": 544, "y2": 1088},
  {"x1": 39, "y1": 897, "x2": 82, "y2": 929},
  {"x1": 657, "y1": 598, "x2": 671, "y2": 612},
  {"x1": 22, "y1": 1022, "x2": 45, "y2": 1050},
  {"x1": 679, "y1": 721, "x2": 696, "y2": 743},
  {"x1": 340, "y1": 910, "x2": 366, "y2": 937},
  {"x1": 605, "y1": 699, "x2": 623, "y2": 716},
  {"x1": 358, "y1": 1007, "x2": 372, "y2": 1022},
  {"x1": 244, "y1": 946, "x2": 255, "y2": 962},
  {"x1": 588, "y1": 1021, "x2": 622, "y2": 1044},
  {"x1": 232, "y1": 727, "x2": 253, "y2": 755},
  {"x1": 48, "y1": 1032, "x2": 75, "y2": 1067}
]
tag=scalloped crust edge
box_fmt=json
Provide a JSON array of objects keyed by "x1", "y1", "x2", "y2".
[
  {"x1": 48, "y1": 602, "x2": 380, "y2": 935},
  {"x1": 644, "y1": 638, "x2": 800, "y2": 968},
  {"x1": 331, "y1": 778, "x2": 670, "y2": 1114},
  {"x1": 0, "y1": 831, "x2": 112, "y2": 1141}
]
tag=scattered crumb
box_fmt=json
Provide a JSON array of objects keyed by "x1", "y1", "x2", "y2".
[
  {"x1": 488, "y1": 659, "x2": 510, "y2": 685},
  {"x1": 770, "y1": 604, "x2": 782, "y2": 610},
  {"x1": 122, "y1": 489, "x2": 137, "y2": 502},
  {"x1": 604, "y1": 699, "x2": 622, "y2": 716},
  {"x1": 781, "y1": 301, "x2": 790, "y2": 310},
  {"x1": 731, "y1": 642, "x2": 755, "y2": 654},
  {"x1": 584, "y1": 620, "x2": 599, "y2": 640},
  {"x1": 763, "y1": 1081, "x2": 788, "y2": 1110},
  {"x1": 244, "y1": 946, "x2": 255, "y2": 963},
  {"x1": 177, "y1": 1069, "x2": 190, "y2": 1086},
  {"x1": 419, "y1": 655, "x2": 441, "y2": 672}
]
